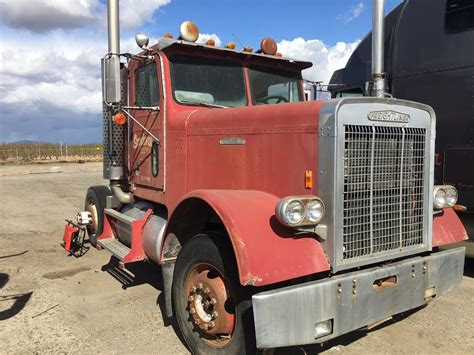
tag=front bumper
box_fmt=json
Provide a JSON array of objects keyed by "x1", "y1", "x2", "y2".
[{"x1": 252, "y1": 247, "x2": 465, "y2": 349}]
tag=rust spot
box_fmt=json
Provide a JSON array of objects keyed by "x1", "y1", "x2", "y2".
[{"x1": 243, "y1": 275, "x2": 262, "y2": 286}]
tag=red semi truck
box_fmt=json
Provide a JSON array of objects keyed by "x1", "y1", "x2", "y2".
[{"x1": 66, "y1": 0, "x2": 468, "y2": 353}]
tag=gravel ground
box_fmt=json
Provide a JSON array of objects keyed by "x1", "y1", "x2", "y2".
[{"x1": 0, "y1": 162, "x2": 473, "y2": 354}]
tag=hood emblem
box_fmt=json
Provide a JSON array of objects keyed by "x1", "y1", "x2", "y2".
[
  {"x1": 368, "y1": 110, "x2": 410, "y2": 123},
  {"x1": 220, "y1": 137, "x2": 246, "y2": 145}
]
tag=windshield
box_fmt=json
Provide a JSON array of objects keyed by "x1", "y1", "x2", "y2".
[
  {"x1": 170, "y1": 54, "x2": 247, "y2": 107},
  {"x1": 248, "y1": 65, "x2": 303, "y2": 105}
]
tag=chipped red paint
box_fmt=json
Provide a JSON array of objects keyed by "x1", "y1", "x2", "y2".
[
  {"x1": 432, "y1": 208, "x2": 468, "y2": 247},
  {"x1": 172, "y1": 190, "x2": 330, "y2": 287}
]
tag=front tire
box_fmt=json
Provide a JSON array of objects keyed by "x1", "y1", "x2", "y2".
[
  {"x1": 84, "y1": 186, "x2": 111, "y2": 246},
  {"x1": 172, "y1": 234, "x2": 255, "y2": 354}
]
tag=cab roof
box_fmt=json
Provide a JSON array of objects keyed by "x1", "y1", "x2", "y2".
[{"x1": 151, "y1": 37, "x2": 313, "y2": 70}]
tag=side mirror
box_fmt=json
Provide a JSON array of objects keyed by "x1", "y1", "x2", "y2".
[{"x1": 135, "y1": 32, "x2": 149, "y2": 49}]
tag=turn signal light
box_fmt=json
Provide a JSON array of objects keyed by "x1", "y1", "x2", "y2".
[{"x1": 113, "y1": 113, "x2": 127, "y2": 125}]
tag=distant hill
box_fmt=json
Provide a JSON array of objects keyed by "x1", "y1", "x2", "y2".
[{"x1": 6, "y1": 140, "x2": 49, "y2": 145}]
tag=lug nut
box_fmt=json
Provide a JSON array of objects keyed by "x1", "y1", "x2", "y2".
[
  {"x1": 210, "y1": 298, "x2": 217, "y2": 305},
  {"x1": 211, "y1": 311, "x2": 218, "y2": 319},
  {"x1": 190, "y1": 307, "x2": 196, "y2": 315},
  {"x1": 202, "y1": 323, "x2": 209, "y2": 331},
  {"x1": 188, "y1": 295, "x2": 194, "y2": 303},
  {"x1": 197, "y1": 283, "x2": 203, "y2": 290},
  {"x1": 209, "y1": 321, "x2": 215, "y2": 329},
  {"x1": 203, "y1": 287, "x2": 210, "y2": 294},
  {"x1": 190, "y1": 286, "x2": 197, "y2": 293}
]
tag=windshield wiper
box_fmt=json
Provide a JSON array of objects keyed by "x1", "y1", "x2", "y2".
[{"x1": 179, "y1": 100, "x2": 228, "y2": 109}]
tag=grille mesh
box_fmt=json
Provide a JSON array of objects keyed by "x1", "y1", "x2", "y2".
[{"x1": 342, "y1": 125, "x2": 426, "y2": 260}]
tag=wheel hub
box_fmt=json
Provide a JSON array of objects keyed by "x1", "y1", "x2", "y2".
[
  {"x1": 186, "y1": 265, "x2": 235, "y2": 338},
  {"x1": 86, "y1": 201, "x2": 99, "y2": 233}
]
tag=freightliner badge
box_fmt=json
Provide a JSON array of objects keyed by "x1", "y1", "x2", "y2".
[{"x1": 368, "y1": 110, "x2": 410, "y2": 123}]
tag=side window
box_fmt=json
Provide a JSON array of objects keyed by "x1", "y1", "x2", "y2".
[
  {"x1": 267, "y1": 82, "x2": 300, "y2": 103},
  {"x1": 335, "y1": 89, "x2": 364, "y2": 98},
  {"x1": 446, "y1": 0, "x2": 474, "y2": 33},
  {"x1": 151, "y1": 141, "x2": 159, "y2": 177},
  {"x1": 135, "y1": 63, "x2": 160, "y2": 106}
]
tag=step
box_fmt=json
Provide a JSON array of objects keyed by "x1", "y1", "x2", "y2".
[
  {"x1": 104, "y1": 208, "x2": 137, "y2": 225},
  {"x1": 97, "y1": 238, "x2": 131, "y2": 261}
]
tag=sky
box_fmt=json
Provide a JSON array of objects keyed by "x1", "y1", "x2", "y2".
[{"x1": 0, "y1": 0, "x2": 402, "y2": 144}]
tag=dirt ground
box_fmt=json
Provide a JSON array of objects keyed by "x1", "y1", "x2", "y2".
[{"x1": 1, "y1": 162, "x2": 473, "y2": 354}]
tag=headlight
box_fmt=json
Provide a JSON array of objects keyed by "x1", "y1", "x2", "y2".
[
  {"x1": 275, "y1": 196, "x2": 325, "y2": 227},
  {"x1": 433, "y1": 185, "x2": 457, "y2": 209},
  {"x1": 434, "y1": 188, "x2": 446, "y2": 209},
  {"x1": 446, "y1": 186, "x2": 458, "y2": 207},
  {"x1": 306, "y1": 199, "x2": 324, "y2": 224},
  {"x1": 284, "y1": 200, "x2": 305, "y2": 225}
]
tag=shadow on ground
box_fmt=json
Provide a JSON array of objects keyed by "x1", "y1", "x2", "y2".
[
  {"x1": 101, "y1": 256, "x2": 189, "y2": 352},
  {"x1": 0, "y1": 272, "x2": 33, "y2": 321}
]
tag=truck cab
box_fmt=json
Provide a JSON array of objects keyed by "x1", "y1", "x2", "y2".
[{"x1": 73, "y1": 2, "x2": 468, "y2": 353}]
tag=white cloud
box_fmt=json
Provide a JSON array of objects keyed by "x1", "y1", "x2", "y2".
[
  {"x1": 338, "y1": 2, "x2": 365, "y2": 24},
  {"x1": 120, "y1": 0, "x2": 171, "y2": 29},
  {"x1": 0, "y1": 0, "x2": 100, "y2": 32},
  {"x1": 278, "y1": 38, "x2": 360, "y2": 83},
  {"x1": 197, "y1": 33, "x2": 222, "y2": 47},
  {"x1": 0, "y1": 0, "x2": 170, "y2": 32}
]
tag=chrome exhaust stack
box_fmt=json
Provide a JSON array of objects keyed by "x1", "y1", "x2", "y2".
[
  {"x1": 102, "y1": 0, "x2": 134, "y2": 204},
  {"x1": 366, "y1": 0, "x2": 387, "y2": 97}
]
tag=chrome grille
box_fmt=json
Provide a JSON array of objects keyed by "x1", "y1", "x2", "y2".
[{"x1": 342, "y1": 125, "x2": 426, "y2": 260}]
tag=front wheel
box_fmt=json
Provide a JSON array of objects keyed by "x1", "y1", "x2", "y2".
[
  {"x1": 84, "y1": 186, "x2": 111, "y2": 246},
  {"x1": 172, "y1": 234, "x2": 255, "y2": 354}
]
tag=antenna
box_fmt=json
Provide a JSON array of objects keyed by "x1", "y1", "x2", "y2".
[{"x1": 231, "y1": 33, "x2": 245, "y2": 49}]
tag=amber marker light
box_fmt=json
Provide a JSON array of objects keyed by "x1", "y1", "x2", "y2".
[
  {"x1": 305, "y1": 170, "x2": 313, "y2": 189},
  {"x1": 260, "y1": 37, "x2": 278, "y2": 55},
  {"x1": 453, "y1": 205, "x2": 467, "y2": 212},
  {"x1": 243, "y1": 47, "x2": 253, "y2": 53},
  {"x1": 163, "y1": 33, "x2": 173, "y2": 39},
  {"x1": 113, "y1": 113, "x2": 127, "y2": 125},
  {"x1": 206, "y1": 39, "x2": 216, "y2": 46},
  {"x1": 225, "y1": 42, "x2": 236, "y2": 49}
]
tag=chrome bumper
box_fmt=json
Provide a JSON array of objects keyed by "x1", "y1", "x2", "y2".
[{"x1": 252, "y1": 247, "x2": 465, "y2": 349}]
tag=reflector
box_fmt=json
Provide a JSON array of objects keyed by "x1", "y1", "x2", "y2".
[{"x1": 113, "y1": 113, "x2": 127, "y2": 125}]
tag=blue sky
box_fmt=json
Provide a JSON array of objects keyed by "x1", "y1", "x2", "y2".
[
  {"x1": 141, "y1": 0, "x2": 402, "y2": 48},
  {"x1": 0, "y1": 0, "x2": 402, "y2": 144}
]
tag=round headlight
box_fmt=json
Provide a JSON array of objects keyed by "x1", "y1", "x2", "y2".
[
  {"x1": 446, "y1": 187, "x2": 458, "y2": 207},
  {"x1": 434, "y1": 188, "x2": 446, "y2": 209},
  {"x1": 306, "y1": 199, "x2": 324, "y2": 223},
  {"x1": 284, "y1": 200, "x2": 305, "y2": 225}
]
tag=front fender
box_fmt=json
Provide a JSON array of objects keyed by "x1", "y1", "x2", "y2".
[
  {"x1": 433, "y1": 207, "x2": 468, "y2": 247},
  {"x1": 165, "y1": 190, "x2": 330, "y2": 287}
]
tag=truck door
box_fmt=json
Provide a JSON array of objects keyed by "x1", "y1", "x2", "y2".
[{"x1": 129, "y1": 60, "x2": 164, "y2": 191}]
